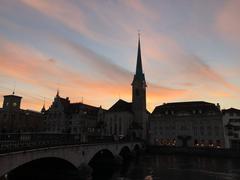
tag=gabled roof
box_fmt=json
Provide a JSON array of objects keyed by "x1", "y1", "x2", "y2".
[
  {"x1": 108, "y1": 99, "x2": 132, "y2": 113},
  {"x1": 68, "y1": 102, "x2": 100, "y2": 116},
  {"x1": 222, "y1": 108, "x2": 240, "y2": 114},
  {"x1": 152, "y1": 101, "x2": 220, "y2": 115}
]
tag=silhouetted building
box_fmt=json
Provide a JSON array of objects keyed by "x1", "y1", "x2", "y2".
[
  {"x1": 149, "y1": 101, "x2": 225, "y2": 148},
  {"x1": 0, "y1": 93, "x2": 44, "y2": 133},
  {"x1": 104, "y1": 99, "x2": 133, "y2": 139},
  {"x1": 44, "y1": 92, "x2": 105, "y2": 142},
  {"x1": 223, "y1": 108, "x2": 240, "y2": 149},
  {"x1": 104, "y1": 36, "x2": 149, "y2": 140}
]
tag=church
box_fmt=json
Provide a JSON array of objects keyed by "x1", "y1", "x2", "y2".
[{"x1": 104, "y1": 36, "x2": 149, "y2": 140}]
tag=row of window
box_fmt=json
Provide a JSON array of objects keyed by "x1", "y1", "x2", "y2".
[
  {"x1": 154, "y1": 126, "x2": 221, "y2": 137},
  {"x1": 156, "y1": 110, "x2": 219, "y2": 116},
  {"x1": 193, "y1": 139, "x2": 221, "y2": 148},
  {"x1": 154, "y1": 138, "x2": 222, "y2": 148},
  {"x1": 155, "y1": 138, "x2": 176, "y2": 146}
]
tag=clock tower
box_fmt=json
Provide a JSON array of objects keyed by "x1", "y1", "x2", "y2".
[
  {"x1": 3, "y1": 92, "x2": 22, "y2": 111},
  {"x1": 131, "y1": 35, "x2": 148, "y2": 139}
]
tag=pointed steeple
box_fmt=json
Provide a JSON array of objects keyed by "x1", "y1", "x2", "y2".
[
  {"x1": 136, "y1": 33, "x2": 143, "y2": 76},
  {"x1": 41, "y1": 97, "x2": 46, "y2": 113},
  {"x1": 133, "y1": 33, "x2": 145, "y2": 82},
  {"x1": 56, "y1": 89, "x2": 59, "y2": 97}
]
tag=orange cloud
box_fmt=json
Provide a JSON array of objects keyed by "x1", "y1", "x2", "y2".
[
  {"x1": 0, "y1": 37, "x2": 187, "y2": 112},
  {"x1": 1, "y1": 1, "x2": 239, "y2": 111}
]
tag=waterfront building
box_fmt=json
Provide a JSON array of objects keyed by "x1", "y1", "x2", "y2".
[
  {"x1": 0, "y1": 93, "x2": 44, "y2": 133},
  {"x1": 149, "y1": 101, "x2": 225, "y2": 148},
  {"x1": 44, "y1": 91, "x2": 104, "y2": 141},
  {"x1": 104, "y1": 99, "x2": 132, "y2": 139},
  {"x1": 222, "y1": 108, "x2": 240, "y2": 149},
  {"x1": 104, "y1": 36, "x2": 149, "y2": 140}
]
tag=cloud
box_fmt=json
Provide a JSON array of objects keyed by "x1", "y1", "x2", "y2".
[
  {"x1": 53, "y1": 36, "x2": 132, "y2": 84},
  {"x1": 20, "y1": 0, "x2": 100, "y2": 40},
  {"x1": 1, "y1": 0, "x2": 239, "y2": 111},
  {"x1": 216, "y1": 0, "x2": 240, "y2": 42},
  {"x1": 0, "y1": 37, "x2": 186, "y2": 112},
  {"x1": 177, "y1": 53, "x2": 239, "y2": 92}
]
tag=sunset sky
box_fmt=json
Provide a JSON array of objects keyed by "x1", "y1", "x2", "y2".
[{"x1": 0, "y1": 0, "x2": 240, "y2": 112}]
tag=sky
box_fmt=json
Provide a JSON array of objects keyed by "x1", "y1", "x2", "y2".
[{"x1": 0, "y1": 0, "x2": 240, "y2": 112}]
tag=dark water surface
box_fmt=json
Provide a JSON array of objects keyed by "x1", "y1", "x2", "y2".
[
  {"x1": 6, "y1": 154, "x2": 240, "y2": 180},
  {"x1": 111, "y1": 154, "x2": 240, "y2": 180}
]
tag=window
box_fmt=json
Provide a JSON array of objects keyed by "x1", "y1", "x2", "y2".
[
  {"x1": 208, "y1": 140, "x2": 213, "y2": 147},
  {"x1": 216, "y1": 140, "x2": 221, "y2": 148}
]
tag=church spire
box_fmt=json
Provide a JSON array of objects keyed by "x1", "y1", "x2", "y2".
[
  {"x1": 56, "y1": 89, "x2": 59, "y2": 97},
  {"x1": 133, "y1": 33, "x2": 145, "y2": 82},
  {"x1": 136, "y1": 33, "x2": 143, "y2": 77},
  {"x1": 41, "y1": 98, "x2": 46, "y2": 113}
]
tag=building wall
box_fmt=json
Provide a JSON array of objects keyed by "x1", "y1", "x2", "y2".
[
  {"x1": 150, "y1": 108, "x2": 225, "y2": 148},
  {"x1": 0, "y1": 109, "x2": 44, "y2": 133},
  {"x1": 104, "y1": 112, "x2": 132, "y2": 138},
  {"x1": 44, "y1": 105, "x2": 67, "y2": 133},
  {"x1": 223, "y1": 109, "x2": 240, "y2": 149}
]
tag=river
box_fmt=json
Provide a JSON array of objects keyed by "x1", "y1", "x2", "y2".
[
  {"x1": 109, "y1": 154, "x2": 240, "y2": 180},
  {"x1": 6, "y1": 154, "x2": 240, "y2": 180}
]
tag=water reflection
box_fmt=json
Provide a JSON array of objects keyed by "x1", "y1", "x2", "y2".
[
  {"x1": 111, "y1": 154, "x2": 240, "y2": 180},
  {"x1": 4, "y1": 154, "x2": 240, "y2": 180}
]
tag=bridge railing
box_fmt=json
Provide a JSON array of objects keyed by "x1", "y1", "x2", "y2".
[
  {"x1": 0, "y1": 133, "x2": 141, "y2": 154},
  {"x1": 0, "y1": 133, "x2": 82, "y2": 154}
]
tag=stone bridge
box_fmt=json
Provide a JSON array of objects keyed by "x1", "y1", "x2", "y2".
[{"x1": 0, "y1": 141, "x2": 143, "y2": 178}]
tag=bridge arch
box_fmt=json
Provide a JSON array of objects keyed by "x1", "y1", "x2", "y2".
[
  {"x1": 5, "y1": 157, "x2": 78, "y2": 180},
  {"x1": 133, "y1": 144, "x2": 141, "y2": 152},
  {"x1": 119, "y1": 146, "x2": 131, "y2": 160},
  {"x1": 88, "y1": 149, "x2": 116, "y2": 180}
]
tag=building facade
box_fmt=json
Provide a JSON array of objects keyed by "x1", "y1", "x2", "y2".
[
  {"x1": 222, "y1": 108, "x2": 240, "y2": 149},
  {"x1": 149, "y1": 101, "x2": 225, "y2": 148},
  {"x1": 104, "y1": 99, "x2": 132, "y2": 139},
  {"x1": 0, "y1": 93, "x2": 44, "y2": 133},
  {"x1": 44, "y1": 92, "x2": 104, "y2": 141}
]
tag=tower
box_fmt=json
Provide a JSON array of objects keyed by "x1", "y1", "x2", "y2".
[
  {"x1": 3, "y1": 92, "x2": 22, "y2": 111},
  {"x1": 131, "y1": 34, "x2": 147, "y2": 139}
]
